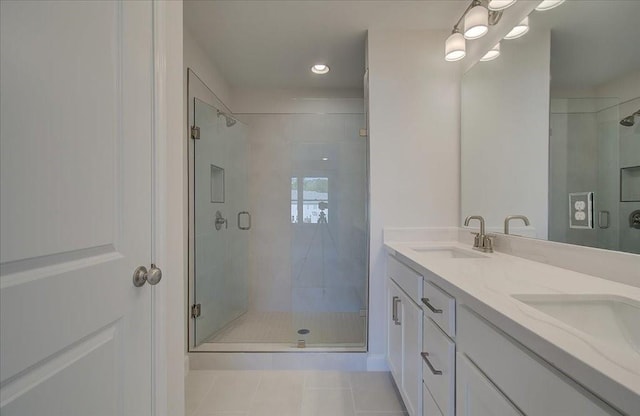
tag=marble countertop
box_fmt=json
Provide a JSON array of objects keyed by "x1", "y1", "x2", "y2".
[{"x1": 385, "y1": 240, "x2": 640, "y2": 415}]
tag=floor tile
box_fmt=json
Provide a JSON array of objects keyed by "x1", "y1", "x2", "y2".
[
  {"x1": 301, "y1": 388, "x2": 356, "y2": 416},
  {"x1": 305, "y1": 371, "x2": 351, "y2": 389},
  {"x1": 248, "y1": 371, "x2": 305, "y2": 416},
  {"x1": 186, "y1": 371, "x2": 218, "y2": 416},
  {"x1": 195, "y1": 371, "x2": 262, "y2": 414},
  {"x1": 349, "y1": 372, "x2": 396, "y2": 391},
  {"x1": 352, "y1": 387, "x2": 406, "y2": 413}
]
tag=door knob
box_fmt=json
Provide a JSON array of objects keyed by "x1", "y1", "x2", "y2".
[{"x1": 133, "y1": 264, "x2": 163, "y2": 287}]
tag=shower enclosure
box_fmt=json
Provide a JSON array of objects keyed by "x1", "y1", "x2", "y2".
[{"x1": 189, "y1": 75, "x2": 368, "y2": 351}]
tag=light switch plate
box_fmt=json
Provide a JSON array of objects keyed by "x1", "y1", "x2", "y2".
[{"x1": 569, "y1": 192, "x2": 593, "y2": 229}]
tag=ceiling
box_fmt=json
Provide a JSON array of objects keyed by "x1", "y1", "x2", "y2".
[
  {"x1": 531, "y1": 0, "x2": 640, "y2": 90},
  {"x1": 184, "y1": 0, "x2": 468, "y2": 89}
]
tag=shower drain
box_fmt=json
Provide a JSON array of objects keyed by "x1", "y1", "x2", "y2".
[{"x1": 297, "y1": 328, "x2": 310, "y2": 335}]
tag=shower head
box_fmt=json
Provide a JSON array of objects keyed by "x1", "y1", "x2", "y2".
[
  {"x1": 620, "y1": 109, "x2": 640, "y2": 127},
  {"x1": 217, "y1": 110, "x2": 237, "y2": 128}
]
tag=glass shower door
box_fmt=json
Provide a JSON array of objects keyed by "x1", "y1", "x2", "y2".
[
  {"x1": 193, "y1": 98, "x2": 249, "y2": 346},
  {"x1": 290, "y1": 114, "x2": 368, "y2": 348}
]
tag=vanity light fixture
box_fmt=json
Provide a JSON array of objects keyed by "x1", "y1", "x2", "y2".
[
  {"x1": 445, "y1": 0, "x2": 504, "y2": 61},
  {"x1": 504, "y1": 16, "x2": 529, "y2": 39},
  {"x1": 445, "y1": 29, "x2": 467, "y2": 61},
  {"x1": 464, "y1": 1, "x2": 489, "y2": 39},
  {"x1": 311, "y1": 64, "x2": 330, "y2": 75},
  {"x1": 480, "y1": 42, "x2": 501, "y2": 61},
  {"x1": 488, "y1": 0, "x2": 516, "y2": 11},
  {"x1": 535, "y1": 0, "x2": 565, "y2": 11}
]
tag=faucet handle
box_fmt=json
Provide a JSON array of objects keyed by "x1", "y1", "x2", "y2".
[
  {"x1": 482, "y1": 235, "x2": 494, "y2": 253},
  {"x1": 471, "y1": 232, "x2": 480, "y2": 248}
]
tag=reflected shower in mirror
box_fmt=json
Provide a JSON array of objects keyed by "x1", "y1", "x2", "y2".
[{"x1": 461, "y1": 0, "x2": 640, "y2": 254}]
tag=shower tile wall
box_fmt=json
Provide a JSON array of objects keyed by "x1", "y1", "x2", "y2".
[
  {"x1": 549, "y1": 98, "x2": 620, "y2": 250},
  {"x1": 239, "y1": 113, "x2": 367, "y2": 319},
  {"x1": 619, "y1": 97, "x2": 640, "y2": 254}
]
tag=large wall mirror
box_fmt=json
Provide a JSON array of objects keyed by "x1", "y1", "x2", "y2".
[{"x1": 461, "y1": 0, "x2": 640, "y2": 254}]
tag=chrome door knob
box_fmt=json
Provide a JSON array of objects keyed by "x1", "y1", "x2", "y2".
[
  {"x1": 147, "y1": 264, "x2": 162, "y2": 285},
  {"x1": 132, "y1": 264, "x2": 162, "y2": 287}
]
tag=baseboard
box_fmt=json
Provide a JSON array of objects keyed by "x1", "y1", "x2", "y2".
[{"x1": 366, "y1": 353, "x2": 388, "y2": 371}]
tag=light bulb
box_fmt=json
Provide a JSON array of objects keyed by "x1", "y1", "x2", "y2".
[
  {"x1": 464, "y1": 4, "x2": 489, "y2": 39},
  {"x1": 445, "y1": 31, "x2": 466, "y2": 61},
  {"x1": 535, "y1": 0, "x2": 565, "y2": 11},
  {"x1": 504, "y1": 16, "x2": 529, "y2": 40},
  {"x1": 480, "y1": 43, "x2": 501, "y2": 61},
  {"x1": 488, "y1": 0, "x2": 516, "y2": 11}
]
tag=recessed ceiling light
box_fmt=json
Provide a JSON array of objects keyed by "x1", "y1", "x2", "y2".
[
  {"x1": 311, "y1": 64, "x2": 330, "y2": 75},
  {"x1": 322, "y1": 157, "x2": 329, "y2": 161}
]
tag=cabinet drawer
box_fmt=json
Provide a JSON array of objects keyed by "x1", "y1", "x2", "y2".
[
  {"x1": 388, "y1": 255, "x2": 423, "y2": 304},
  {"x1": 423, "y1": 382, "x2": 444, "y2": 416},
  {"x1": 458, "y1": 307, "x2": 620, "y2": 416},
  {"x1": 422, "y1": 316, "x2": 455, "y2": 416},
  {"x1": 422, "y1": 280, "x2": 455, "y2": 337}
]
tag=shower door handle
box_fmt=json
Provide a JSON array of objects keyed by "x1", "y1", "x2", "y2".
[{"x1": 238, "y1": 211, "x2": 251, "y2": 230}]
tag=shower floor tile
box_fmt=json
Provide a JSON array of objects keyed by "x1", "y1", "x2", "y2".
[{"x1": 205, "y1": 311, "x2": 366, "y2": 347}]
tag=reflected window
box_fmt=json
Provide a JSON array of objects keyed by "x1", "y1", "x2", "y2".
[{"x1": 291, "y1": 176, "x2": 328, "y2": 224}]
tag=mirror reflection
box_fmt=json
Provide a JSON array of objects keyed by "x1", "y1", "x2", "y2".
[{"x1": 461, "y1": 0, "x2": 640, "y2": 254}]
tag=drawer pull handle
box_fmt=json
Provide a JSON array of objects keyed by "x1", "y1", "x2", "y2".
[
  {"x1": 393, "y1": 297, "x2": 401, "y2": 325},
  {"x1": 421, "y1": 298, "x2": 443, "y2": 314},
  {"x1": 421, "y1": 352, "x2": 443, "y2": 375}
]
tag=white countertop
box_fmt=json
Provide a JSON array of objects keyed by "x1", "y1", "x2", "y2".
[{"x1": 385, "y1": 240, "x2": 640, "y2": 415}]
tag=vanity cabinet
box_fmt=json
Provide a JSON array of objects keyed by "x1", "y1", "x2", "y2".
[
  {"x1": 457, "y1": 307, "x2": 621, "y2": 416},
  {"x1": 387, "y1": 256, "x2": 423, "y2": 416},
  {"x1": 387, "y1": 253, "x2": 625, "y2": 416}
]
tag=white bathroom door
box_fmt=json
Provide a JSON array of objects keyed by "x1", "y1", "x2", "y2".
[{"x1": 1, "y1": 1, "x2": 155, "y2": 415}]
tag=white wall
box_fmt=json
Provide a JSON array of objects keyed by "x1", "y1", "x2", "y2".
[
  {"x1": 367, "y1": 29, "x2": 462, "y2": 363},
  {"x1": 184, "y1": 28, "x2": 233, "y2": 111},
  {"x1": 461, "y1": 29, "x2": 551, "y2": 239},
  {"x1": 233, "y1": 87, "x2": 363, "y2": 114},
  {"x1": 163, "y1": 2, "x2": 185, "y2": 414}
]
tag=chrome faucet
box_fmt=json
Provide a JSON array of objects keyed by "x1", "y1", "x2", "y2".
[
  {"x1": 464, "y1": 215, "x2": 493, "y2": 253},
  {"x1": 504, "y1": 215, "x2": 530, "y2": 235}
]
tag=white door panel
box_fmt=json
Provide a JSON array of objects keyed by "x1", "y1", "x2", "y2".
[{"x1": 1, "y1": 1, "x2": 154, "y2": 415}]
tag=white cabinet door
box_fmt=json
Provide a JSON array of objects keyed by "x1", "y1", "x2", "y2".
[
  {"x1": 388, "y1": 280, "x2": 403, "y2": 382},
  {"x1": 402, "y1": 294, "x2": 423, "y2": 416},
  {"x1": 457, "y1": 353, "x2": 523, "y2": 416},
  {"x1": 1, "y1": 1, "x2": 154, "y2": 415}
]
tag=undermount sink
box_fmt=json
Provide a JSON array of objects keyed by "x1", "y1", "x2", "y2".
[
  {"x1": 410, "y1": 247, "x2": 487, "y2": 259},
  {"x1": 513, "y1": 294, "x2": 640, "y2": 356}
]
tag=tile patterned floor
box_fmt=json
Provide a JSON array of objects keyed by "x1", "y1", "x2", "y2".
[
  {"x1": 186, "y1": 370, "x2": 407, "y2": 416},
  {"x1": 207, "y1": 311, "x2": 366, "y2": 346}
]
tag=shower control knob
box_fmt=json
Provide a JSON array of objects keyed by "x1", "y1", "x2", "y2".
[{"x1": 132, "y1": 264, "x2": 163, "y2": 287}]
